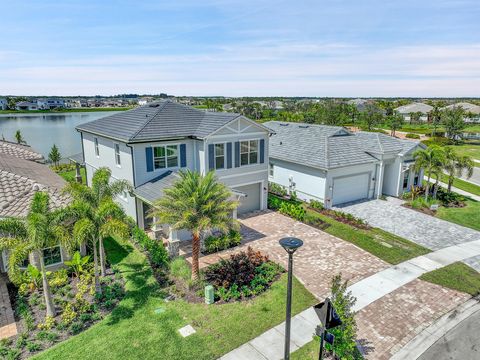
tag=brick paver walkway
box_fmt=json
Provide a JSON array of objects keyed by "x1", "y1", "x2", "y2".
[
  {"x1": 183, "y1": 210, "x2": 388, "y2": 299},
  {"x1": 0, "y1": 274, "x2": 17, "y2": 339}
]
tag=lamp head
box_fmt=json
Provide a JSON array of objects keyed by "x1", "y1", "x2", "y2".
[{"x1": 279, "y1": 237, "x2": 304, "y2": 254}]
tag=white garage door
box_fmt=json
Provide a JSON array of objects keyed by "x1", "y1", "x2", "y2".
[
  {"x1": 234, "y1": 183, "x2": 261, "y2": 214},
  {"x1": 332, "y1": 173, "x2": 369, "y2": 206}
]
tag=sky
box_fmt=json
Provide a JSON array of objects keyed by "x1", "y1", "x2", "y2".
[{"x1": 0, "y1": 0, "x2": 479, "y2": 97}]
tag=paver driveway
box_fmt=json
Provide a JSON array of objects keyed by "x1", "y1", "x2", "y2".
[{"x1": 336, "y1": 198, "x2": 480, "y2": 270}]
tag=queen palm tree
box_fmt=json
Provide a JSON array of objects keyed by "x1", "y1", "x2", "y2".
[
  {"x1": 152, "y1": 170, "x2": 238, "y2": 280},
  {"x1": 413, "y1": 146, "x2": 446, "y2": 200},
  {"x1": 443, "y1": 148, "x2": 474, "y2": 192},
  {"x1": 62, "y1": 167, "x2": 131, "y2": 288},
  {"x1": 0, "y1": 192, "x2": 70, "y2": 317}
]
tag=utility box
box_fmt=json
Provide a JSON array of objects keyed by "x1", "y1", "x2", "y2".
[{"x1": 205, "y1": 285, "x2": 214, "y2": 305}]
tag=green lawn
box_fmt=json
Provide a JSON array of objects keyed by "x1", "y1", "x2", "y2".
[
  {"x1": 448, "y1": 140, "x2": 480, "y2": 162},
  {"x1": 57, "y1": 167, "x2": 87, "y2": 184},
  {"x1": 34, "y1": 237, "x2": 316, "y2": 360},
  {"x1": 420, "y1": 262, "x2": 480, "y2": 296},
  {"x1": 304, "y1": 208, "x2": 430, "y2": 265},
  {"x1": 438, "y1": 173, "x2": 480, "y2": 196},
  {"x1": 291, "y1": 337, "x2": 321, "y2": 359},
  {"x1": 436, "y1": 200, "x2": 480, "y2": 231}
]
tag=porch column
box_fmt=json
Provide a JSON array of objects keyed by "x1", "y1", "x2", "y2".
[
  {"x1": 75, "y1": 163, "x2": 82, "y2": 183},
  {"x1": 376, "y1": 161, "x2": 384, "y2": 199},
  {"x1": 167, "y1": 228, "x2": 180, "y2": 257}
]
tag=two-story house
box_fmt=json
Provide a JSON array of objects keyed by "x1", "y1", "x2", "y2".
[{"x1": 76, "y1": 100, "x2": 271, "y2": 241}]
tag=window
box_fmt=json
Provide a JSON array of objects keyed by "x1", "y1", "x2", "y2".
[
  {"x1": 403, "y1": 171, "x2": 410, "y2": 190},
  {"x1": 43, "y1": 246, "x2": 62, "y2": 266},
  {"x1": 269, "y1": 163, "x2": 274, "y2": 177},
  {"x1": 94, "y1": 137, "x2": 99, "y2": 157},
  {"x1": 413, "y1": 173, "x2": 419, "y2": 186},
  {"x1": 215, "y1": 143, "x2": 225, "y2": 169},
  {"x1": 114, "y1": 143, "x2": 121, "y2": 166},
  {"x1": 240, "y1": 140, "x2": 259, "y2": 166},
  {"x1": 153, "y1": 145, "x2": 178, "y2": 170}
]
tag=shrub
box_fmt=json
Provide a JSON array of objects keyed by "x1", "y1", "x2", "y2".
[
  {"x1": 37, "y1": 316, "x2": 56, "y2": 331},
  {"x1": 170, "y1": 257, "x2": 191, "y2": 281},
  {"x1": 436, "y1": 187, "x2": 466, "y2": 207},
  {"x1": 409, "y1": 197, "x2": 439, "y2": 210},
  {"x1": 405, "y1": 133, "x2": 420, "y2": 139},
  {"x1": 61, "y1": 303, "x2": 77, "y2": 325},
  {"x1": 64, "y1": 251, "x2": 90, "y2": 278},
  {"x1": 309, "y1": 199, "x2": 324, "y2": 210},
  {"x1": 279, "y1": 201, "x2": 305, "y2": 221},
  {"x1": 26, "y1": 341, "x2": 41, "y2": 353},
  {"x1": 132, "y1": 226, "x2": 169, "y2": 267},
  {"x1": 48, "y1": 269, "x2": 69, "y2": 289},
  {"x1": 204, "y1": 229, "x2": 242, "y2": 254},
  {"x1": 68, "y1": 321, "x2": 83, "y2": 335},
  {"x1": 269, "y1": 182, "x2": 287, "y2": 197}
]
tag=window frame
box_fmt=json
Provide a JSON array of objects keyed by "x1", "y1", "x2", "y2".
[
  {"x1": 214, "y1": 142, "x2": 226, "y2": 170},
  {"x1": 114, "y1": 143, "x2": 121, "y2": 167},
  {"x1": 94, "y1": 137, "x2": 99, "y2": 157},
  {"x1": 403, "y1": 171, "x2": 410, "y2": 190},
  {"x1": 152, "y1": 144, "x2": 180, "y2": 171},
  {"x1": 239, "y1": 139, "x2": 260, "y2": 167},
  {"x1": 43, "y1": 246, "x2": 63, "y2": 267}
]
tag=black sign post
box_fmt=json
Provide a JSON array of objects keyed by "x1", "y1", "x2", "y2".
[{"x1": 314, "y1": 298, "x2": 342, "y2": 360}]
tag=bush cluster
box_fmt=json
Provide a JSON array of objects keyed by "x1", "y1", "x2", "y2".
[
  {"x1": 405, "y1": 133, "x2": 420, "y2": 139},
  {"x1": 268, "y1": 182, "x2": 288, "y2": 197},
  {"x1": 308, "y1": 199, "x2": 324, "y2": 210},
  {"x1": 132, "y1": 226, "x2": 169, "y2": 267},
  {"x1": 204, "y1": 229, "x2": 242, "y2": 254}
]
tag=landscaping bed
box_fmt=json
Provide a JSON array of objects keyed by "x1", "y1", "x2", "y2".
[{"x1": 2, "y1": 261, "x2": 124, "y2": 359}]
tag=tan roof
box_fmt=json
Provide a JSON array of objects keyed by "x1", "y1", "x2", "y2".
[
  {"x1": 0, "y1": 154, "x2": 69, "y2": 218},
  {"x1": 0, "y1": 140, "x2": 44, "y2": 162}
]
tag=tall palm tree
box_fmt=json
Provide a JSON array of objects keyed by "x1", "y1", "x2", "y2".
[
  {"x1": 62, "y1": 168, "x2": 131, "y2": 287},
  {"x1": 152, "y1": 170, "x2": 238, "y2": 280},
  {"x1": 0, "y1": 192, "x2": 70, "y2": 317},
  {"x1": 413, "y1": 146, "x2": 446, "y2": 200},
  {"x1": 443, "y1": 148, "x2": 475, "y2": 192}
]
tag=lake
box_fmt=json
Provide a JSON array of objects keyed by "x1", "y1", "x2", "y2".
[{"x1": 0, "y1": 111, "x2": 121, "y2": 158}]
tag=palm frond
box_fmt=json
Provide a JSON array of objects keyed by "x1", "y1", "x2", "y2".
[
  {"x1": 100, "y1": 218, "x2": 130, "y2": 240},
  {"x1": 73, "y1": 218, "x2": 97, "y2": 245},
  {"x1": 0, "y1": 218, "x2": 27, "y2": 239},
  {"x1": 96, "y1": 199, "x2": 126, "y2": 222}
]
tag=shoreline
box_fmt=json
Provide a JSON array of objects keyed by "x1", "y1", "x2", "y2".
[{"x1": 0, "y1": 107, "x2": 131, "y2": 115}]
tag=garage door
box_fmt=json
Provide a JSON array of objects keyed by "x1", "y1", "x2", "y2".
[
  {"x1": 332, "y1": 173, "x2": 369, "y2": 206},
  {"x1": 234, "y1": 183, "x2": 261, "y2": 214}
]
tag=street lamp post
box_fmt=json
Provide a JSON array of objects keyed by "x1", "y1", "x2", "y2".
[{"x1": 279, "y1": 237, "x2": 304, "y2": 360}]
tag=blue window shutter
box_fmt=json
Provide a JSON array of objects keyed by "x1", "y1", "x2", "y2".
[
  {"x1": 146, "y1": 147, "x2": 153, "y2": 172},
  {"x1": 208, "y1": 144, "x2": 215, "y2": 170},
  {"x1": 226, "y1": 143, "x2": 232, "y2": 169},
  {"x1": 180, "y1": 144, "x2": 187, "y2": 167},
  {"x1": 260, "y1": 139, "x2": 265, "y2": 163},
  {"x1": 234, "y1": 142, "x2": 240, "y2": 167}
]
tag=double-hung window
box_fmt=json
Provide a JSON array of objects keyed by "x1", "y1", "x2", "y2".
[
  {"x1": 240, "y1": 140, "x2": 259, "y2": 166},
  {"x1": 43, "y1": 246, "x2": 62, "y2": 266},
  {"x1": 94, "y1": 137, "x2": 99, "y2": 157},
  {"x1": 215, "y1": 143, "x2": 225, "y2": 170},
  {"x1": 114, "y1": 143, "x2": 121, "y2": 166},
  {"x1": 403, "y1": 171, "x2": 410, "y2": 190},
  {"x1": 153, "y1": 145, "x2": 178, "y2": 170}
]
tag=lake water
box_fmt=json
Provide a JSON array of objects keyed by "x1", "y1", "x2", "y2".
[{"x1": 0, "y1": 111, "x2": 121, "y2": 158}]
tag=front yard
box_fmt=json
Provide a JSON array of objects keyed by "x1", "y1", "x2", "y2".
[
  {"x1": 437, "y1": 173, "x2": 480, "y2": 196},
  {"x1": 436, "y1": 200, "x2": 480, "y2": 231},
  {"x1": 34, "y1": 237, "x2": 316, "y2": 360}
]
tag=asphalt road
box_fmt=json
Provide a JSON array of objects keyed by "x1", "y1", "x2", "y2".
[
  {"x1": 459, "y1": 166, "x2": 480, "y2": 186},
  {"x1": 418, "y1": 309, "x2": 480, "y2": 360}
]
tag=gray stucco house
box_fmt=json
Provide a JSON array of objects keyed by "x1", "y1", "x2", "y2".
[
  {"x1": 265, "y1": 122, "x2": 425, "y2": 208},
  {"x1": 76, "y1": 100, "x2": 271, "y2": 241}
]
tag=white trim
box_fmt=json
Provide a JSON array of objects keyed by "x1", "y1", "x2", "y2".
[
  {"x1": 151, "y1": 143, "x2": 180, "y2": 172},
  {"x1": 94, "y1": 136, "x2": 100, "y2": 158},
  {"x1": 205, "y1": 115, "x2": 271, "y2": 139},
  {"x1": 209, "y1": 131, "x2": 267, "y2": 140},
  {"x1": 212, "y1": 142, "x2": 227, "y2": 171},
  {"x1": 218, "y1": 169, "x2": 268, "y2": 180},
  {"x1": 239, "y1": 139, "x2": 260, "y2": 167},
  {"x1": 113, "y1": 142, "x2": 121, "y2": 168},
  {"x1": 43, "y1": 245, "x2": 63, "y2": 267}
]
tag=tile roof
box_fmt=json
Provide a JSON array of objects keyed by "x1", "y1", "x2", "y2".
[
  {"x1": 265, "y1": 121, "x2": 422, "y2": 170},
  {"x1": 0, "y1": 140, "x2": 44, "y2": 162},
  {"x1": 0, "y1": 154, "x2": 69, "y2": 218},
  {"x1": 133, "y1": 170, "x2": 181, "y2": 204},
  {"x1": 443, "y1": 102, "x2": 480, "y2": 114},
  {"x1": 394, "y1": 102, "x2": 433, "y2": 114},
  {"x1": 76, "y1": 100, "x2": 242, "y2": 142}
]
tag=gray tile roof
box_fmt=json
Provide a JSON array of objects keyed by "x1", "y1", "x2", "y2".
[
  {"x1": 0, "y1": 140, "x2": 44, "y2": 163},
  {"x1": 133, "y1": 170, "x2": 181, "y2": 204},
  {"x1": 265, "y1": 121, "x2": 422, "y2": 170},
  {"x1": 76, "y1": 100, "x2": 242, "y2": 142},
  {"x1": 394, "y1": 102, "x2": 433, "y2": 114},
  {"x1": 443, "y1": 102, "x2": 480, "y2": 114},
  {"x1": 0, "y1": 154, "x2": 69, "y2": 218}
]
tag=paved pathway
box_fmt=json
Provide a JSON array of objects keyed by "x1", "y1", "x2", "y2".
[
  {"x1": 458, "y1": 166, "x2": 480, "y2": 186},
  {"x1": 220, "y1": 234, "x2": 480, "y2": 360},
  {"x1": 0, "y1": 274, "x2": 17, "y2": 339},
  {"x1": 336, "y1": 197, "x2": 480, "y2": 270}
]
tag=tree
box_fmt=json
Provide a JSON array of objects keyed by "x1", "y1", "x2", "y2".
[
  {"x1": 442, "y1": 107, "x2": 466, "y2": 141},
  {"x1": 409, "y1": 111, "x2": 422, "y2": 125},
  {"x1": 48, "y1": 144, "x2": 61, "y2": 166},
  {"x1": 15, "y1": 130, "x2": 26, "y2": 144},
  {"x1": 413, "y1": 146, "x2": 446, "y2": 200},
  {"x1": 152, "y1": 170, "x2": 238, "y2": 280},
  {"x1": 443, "y1": 148, "x2": 474, "y2": 192},
  {"x1": 62, "y1": 168, "x2": 132, "y2": 291},
  {"x1": 0, "y1": 192, "x2": 70, "y2": 317},
  {"x1": 387, "y1": 111, "x2": 404, "y2": 137},
  {"x1": 429, "y1": 106, "x2": 442, "y2": 136},
  {"x1": 359, "y1": 104, "x2": 383, "y2": 131}
]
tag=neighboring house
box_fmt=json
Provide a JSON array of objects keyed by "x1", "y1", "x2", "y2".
[
  {"x1": 76, "y1": 100, "x2": 271, "y2": 240},
  {"x1": 265, "y1": 122, "x2": 425, "y2": 208},
  {"x1": 0, "y1": 140, "x2": 45, "y2": 163},
  {"x1": 346, "y1": 98, "x2": 370, "y2": 112},
  {"x1": 442, "y1": 102, "x2": 480, "y2": 123},
  {"x1": 0, "y1": 152, "x2": 71, "y2": 273},
  {"x1": 15, "y1": 101, "x2": 38, "y2": 111},
  {"x1": 0, "y1": 98, "x2": 7, "y2": 110},
  {"x1": 394, "y1": 102, "x2": 433, "y2": 122}
]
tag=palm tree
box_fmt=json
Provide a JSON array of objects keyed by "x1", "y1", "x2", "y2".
[
  {"x1": 413, "y1": 146, "x2": 446, "y2": 200},
  {"x1": 429, "y1": 105, "x2": 442, "y2": 136},
  {"x1": 62, "y1": 168, "x2": 131, "y2": 290},
  {"x1": 0, "y1": 192, "x2": 70, "y2": 317},
  {"x1": 443, "y1": 148, "x2": 475, "y2": 192},
  {"x1": 152, "y1": 170, "x2": 238, "y2": 280}
]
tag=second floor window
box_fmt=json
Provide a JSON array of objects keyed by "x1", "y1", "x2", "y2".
[
  {"x1": 240, "y1": 140, "x2": 258, "y2": 166},
  {"x1": 114, "y1": 143, "x2": 121, "y2": 166},
  {"x1": 269, "y1": 163, "x2": 274, "y2": 177},
  {"x1": 94, "y1": 137, "x2": 99, "y2": 157},
  {"x1": 154, "y1": 145, "x2": 178, "y2": 170},
  {"x1": 215, "y1": 143, "x2": 225, "y2": 169}
]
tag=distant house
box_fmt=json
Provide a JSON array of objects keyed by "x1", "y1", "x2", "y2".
[
  {"x1": 442, "y1": 102, "x2": 480, "y2": 123},
  {"x1": 0, "y1": 98, "x2": 7, "y2": 110},
  {"x1": 346, "y1": 98, "x2": 370, "y2": 112},
  {"x1": 15, "y1": 101, "x2": 38, "y2": 111},
  {"x1": 266, "y1": 122, "x2": 425, "y2": 208},
  {"x1": 394, "y1": 103, "x2": 433, "y2": 122},
  {"x1": 36, "y1": 98, "x2": 64, "y2": 110}
]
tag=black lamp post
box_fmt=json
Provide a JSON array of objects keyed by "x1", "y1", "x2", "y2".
[{"x1": 279, "y1": 237, "x2": 304, "y2": 360}]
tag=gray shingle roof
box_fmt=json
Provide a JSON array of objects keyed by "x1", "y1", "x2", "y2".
[
  {"x1": 133, "y1": 170, "x2": 181, "y2": 204},
  {"x1": 265, "y1": 121, "x2": 422, "y2": 170},
  {"x1": 0, "y1": 140, "x2": 44, "y2": 163},
  {"x1": 76, "y1": 100, "x2": 242, "y2": 142}
]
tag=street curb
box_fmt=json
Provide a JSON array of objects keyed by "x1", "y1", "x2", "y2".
[{"x1": 390, "y1": 297, "x2": 480, "y2": 360}]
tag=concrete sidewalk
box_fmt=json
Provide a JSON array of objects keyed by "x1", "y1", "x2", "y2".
[
  {"x1": 426, "y1": 177, "x2": 480, "y2": 201},
  {"x1": 220, "y1": 239, "x2": 480, "y2": 360}
]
